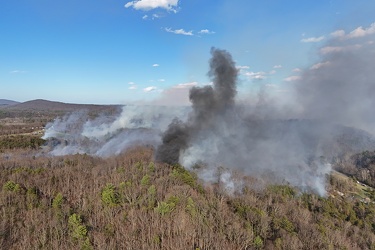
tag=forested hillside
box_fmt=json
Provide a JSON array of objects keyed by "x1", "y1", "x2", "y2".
[
  {"x1": 0, "y1": 110, "x2": 375, "y2": 249},
  {"x1": 1, "y1": 147, "x2": 375, "y2": 249}
]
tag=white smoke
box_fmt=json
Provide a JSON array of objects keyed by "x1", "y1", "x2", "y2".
[
  {"x1": 43, "y1": 105, "x2": 189, "y2": 157},
  {"x1": 42, "y1": 34, "x2": 375, "y2": 196}
]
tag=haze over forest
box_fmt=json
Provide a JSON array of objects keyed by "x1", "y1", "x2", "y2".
[{"x1": 1, "y1": 1, "x2": 375, "y2": 249}]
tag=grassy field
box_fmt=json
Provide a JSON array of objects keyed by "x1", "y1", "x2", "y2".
[{"x1": 331, "y1": 170, "x2": 374, "y2": 202}]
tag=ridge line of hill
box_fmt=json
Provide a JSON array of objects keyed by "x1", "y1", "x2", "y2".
[{"x1": 0, "y1": 99, "x2": 121, "y2": 112}]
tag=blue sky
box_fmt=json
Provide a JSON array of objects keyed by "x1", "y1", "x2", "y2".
[{"x1": 1, "y1": 0, "x2": 375, "y2": 104}]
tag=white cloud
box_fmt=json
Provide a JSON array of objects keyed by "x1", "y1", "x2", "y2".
[
  {"x1": 142, "y1": 14, "x2": 161, "y2": 20},
  {"x1": 157, "y1": 79, "x2": 165, "y2": 82},
  {"x1": 143, "y1": 86, "x2": 157, "y2": 92},
  {"x1": 331, "y1": 29, "x2": 345, "y2": 38},
  {"x1": 125, "y1": 0, "x2": 179, "y2": 12},
  {"x1": 293, "y1": 68, "x2": 302, "y2": 72},
  {"x1": 331, "y1": 23, "x2": 375, "y2": 40},
  {"x1": 198, "y1": 29, "x2": 215, "y2": 34},
  {"x1": 237, "y1": 65, "x2": 250, "y2": 70},
  {"x1": 164, "y1": 27, "x2": 217, "y2": 36},
  {"x1": 165, "y1": 27, "x2": 193, "y2": 36},
  {"x1": 244, "y1": 71, "x2": 267, "y2": 80},
  {"x1": 301, "y1": 36, "x2": 325, "y2": 43},
  {"x1": 128, "y1": 81, "x2": 135, "y2": 85},
  {"x1": 129, "y1": 86, "x2": 137, "y2": 90},
  {"x1": 284, "y1": 76, "x2": 301, "y2": 82},
  {"x1": 347, "y1": 23, "x2": 375, "y2": 39},
  {"x1": 152, "y1": 64, "x2": 159, "y2": 67},
  {"x1": 310, "y1": 61, "x2": 331, "y2": 70},
  {"x1": 173, "y1": 82, "x2": 198, "y2": 89},
  {"x1": 239, "y1": 65, "x2": 283, "y2": 80}
]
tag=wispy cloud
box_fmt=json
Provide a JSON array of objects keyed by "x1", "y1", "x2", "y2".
[
  {"x1": 173, "y1": 82, "x2": 198, "y2": 89},
  {"x1": 10, "y1": 70, "x2": 27, "y2": 74},
  {"x1": 301, "y1": 36, "x2": 325, "y2": 43},
  {"x1": 125, "y1": 0, "x2": 179, "y2": 13},
  {"x1": 239, "y1": 64, "x2": 285, "y2": 80},
  {"x1": 142, "y1": 13, "x2": 162, "y2": 20},
  {"x1": 152, "y1": 64, "x2": 160, "y2": 67},
  {"x1": 143, "y1": 86, "x2": 157, "y2": 92},
  {"x1": 320, "y1": 44, "x2": 362, "y2": 54},
  {"x1": 198, "y1": 29, "x2": 215, "y2": 35},
  {"x1": 165, "y1": 27, "x2": 193, "y2": 36},
  {"x1": 239, "y1": 65, "x2": 277, "y2": 80},
  {"x1": 128, "y1": 82, "x2": 137, "y2": 90},
  {"x1": 237, "y1": 65, "x2": 250, "y2": 70},
  {"x1": 157, "y1": 79, "x2": 165, "y2": 82},
  {"x1": 164, "y1": 27, "x2": 215, "y2": 36},
  {"x1": 244, "y1": 71, "x2": 267, "y2": 80},
  {"x1": 310, "y1": 61, "x2": 331, "y2": 70},
  {"x1": 284, "y1": 75, "x2": 301, "y2": 82}
]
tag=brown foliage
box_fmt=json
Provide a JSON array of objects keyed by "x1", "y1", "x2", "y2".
[{"x1": 0, "y1": 130, "x2": 374, "y2": 250}]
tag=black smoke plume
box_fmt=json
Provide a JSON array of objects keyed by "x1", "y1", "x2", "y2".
[
  {"x1": 155, "y1": 43, "x2": 375, "y2": 195},
  {"x1": 43, "y1": 30, "x2": 375, "y2": 196},
  {"x1": 156, "y1": 48, "x2": 238, "y2": 164}
]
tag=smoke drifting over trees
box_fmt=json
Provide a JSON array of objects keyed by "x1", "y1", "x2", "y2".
[
  {"x1": 295, "y1": 36, "x2": 375, "y2": 133},
  {"x1": 43, "y1": 34, "x2": 375, "y2": 196},
  {"x1": 156, "y1": 48, "x2": 238, "y2": 165},
  {"x1": 156, "y1": 48, "x2": 333, "y2": 195}
]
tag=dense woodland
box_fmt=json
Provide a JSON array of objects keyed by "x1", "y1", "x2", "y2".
[{"x1": 1, "y1": 108, "x2": 375, "y2": 249}]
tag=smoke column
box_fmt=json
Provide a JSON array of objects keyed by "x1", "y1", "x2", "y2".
[
  {"x1": 156, "y1": 48, "x2": 238, "y2": 164},
  {"x1": 155, "y1": 48, "x2": 330, "y2": 194},
  {"x1": 43, "y1": 29, "x2": 375, "y2": 196},
  {"x1": 156, "y1": 44, "x2": 375, "y2": 196}
]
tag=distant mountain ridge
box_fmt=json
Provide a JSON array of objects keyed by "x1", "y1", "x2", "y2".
[
  {"x1": 0, "y1": 99, "x2": 19, "y2": 106},
  {"x1": 1, "y1": 99, "x2": 121, "y2": 112}
]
